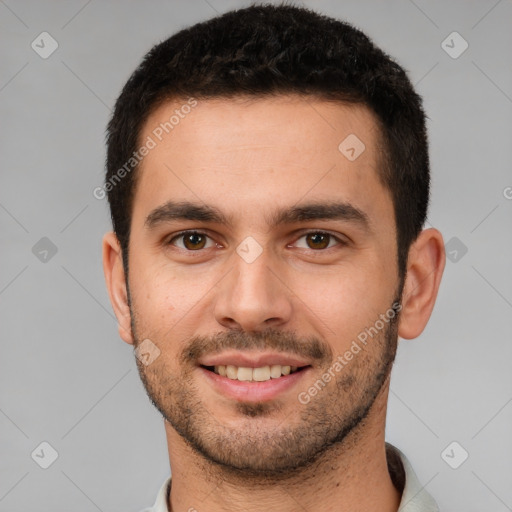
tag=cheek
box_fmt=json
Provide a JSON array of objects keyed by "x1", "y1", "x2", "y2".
[
  {"x1": 128, "y1": 259, "x2": 174, "y2": 322},
  {"x1": 293, "y1": 265, "x2": 394, "y2": 350},
  {"x1": 129, "y1": 261, "x2": 214, "y2": 331}
]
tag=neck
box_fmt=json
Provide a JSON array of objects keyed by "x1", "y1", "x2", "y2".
[{"x1": 164, "y1": 384, "x2": 400, "y2": 512}]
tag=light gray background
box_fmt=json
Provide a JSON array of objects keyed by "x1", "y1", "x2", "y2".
[{"x1": 1, "y1": 1, "x2": 511, "y2": 511}]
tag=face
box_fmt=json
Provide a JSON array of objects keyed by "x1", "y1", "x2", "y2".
[{"x1": 124, "y1": 95, "x2": 402, "y2": 475}]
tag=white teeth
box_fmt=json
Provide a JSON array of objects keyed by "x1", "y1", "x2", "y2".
[
  {"x1": 270, "y1": 364, "x2": 282, "y2": 378},
  {"x1": 226, "y1": 365, "x2": 238, "y2": 379},
  {"x1": 253, "y1": 366, "x2": 271, "y2": 381},
  {"x1": 237, "y1": 367, "x2": 253, "y2": 381},
  {"x1": 213, "y1": 364, "x2": 301, "y2": 381}
]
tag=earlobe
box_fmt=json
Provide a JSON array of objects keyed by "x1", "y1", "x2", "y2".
[
  {"x1": 102, "y1": 232, "x2": 134, "y2": 345},
  {"x1": 398, "y1": 228, "x2": 446, "y2": 340}
]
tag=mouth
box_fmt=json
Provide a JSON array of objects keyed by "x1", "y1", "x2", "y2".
[
  {"x1": 201, "y1": 364, "x2": 309, "y2": 382},
  {"x1": 198, "y1": 353, "x2": 313, "y2": 402},
  {"x1": 197, "y1": 351, "x2": 314, "y2": 402}
]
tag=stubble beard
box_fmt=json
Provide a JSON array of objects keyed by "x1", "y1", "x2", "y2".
[{"x1": 128, "y1": 291, "x2": 401, "y2": 480}]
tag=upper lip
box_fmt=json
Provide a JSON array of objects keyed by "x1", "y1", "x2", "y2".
[{"x1": 198, "y1": 351, "x2": 312, "y2": 368}]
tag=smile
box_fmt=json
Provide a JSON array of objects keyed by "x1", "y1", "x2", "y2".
[
  {"x1": 202, "y1": 364, "x2": 305, "y2": 382},
  {"x1": 199, "y1": 363, "x2": 312, "y2": 402}
]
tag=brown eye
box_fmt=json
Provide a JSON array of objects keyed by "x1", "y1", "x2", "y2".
[
  {"x1": 293, "y1": 231, "x2": 342, "y2": 250},
  {"x1": 183, "y1": 233, "x2": 206, "y2": 250},
  {"x1": 169, "y1": 231, "x2": 213, "y2": 250},
  {"x1": 306, "y1": 232, "x2": 331, "y2": 250}
]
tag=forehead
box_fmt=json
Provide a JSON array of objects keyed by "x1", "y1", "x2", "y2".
[
  {"x1": 140, "y1": 94, "x2": 382, "y2": 160},
  {"x1": 132, "y1": 95, "x2": 392, "y2": 231}
]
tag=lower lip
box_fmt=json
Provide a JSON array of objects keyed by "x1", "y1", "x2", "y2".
[{"x1": 199, "y1": 366, "x2": 311, "y2": 402}]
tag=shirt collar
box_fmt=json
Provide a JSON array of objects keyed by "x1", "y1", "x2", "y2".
[
  {"x1": 147, "y1": 443, "x2": 438, "y2": 512},
  {"x1": 386, "y1": 443, "x2": 439, "y2": 511}
]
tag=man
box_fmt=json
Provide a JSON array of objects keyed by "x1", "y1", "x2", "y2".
[{"x1": 102, "y1": 4, "x2": 445, "y2": 511}]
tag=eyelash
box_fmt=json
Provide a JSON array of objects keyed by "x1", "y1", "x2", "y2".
[{"x1": 166, "y1": 229, "x2": 347, "y2": 251}]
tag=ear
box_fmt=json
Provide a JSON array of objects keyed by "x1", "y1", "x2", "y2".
[
  {"x1": 398, "y1": 228, "x2": 446, "y2": 340},
  {"x1": 102, "y1": 232, "x2": 134, "y2": 345}
]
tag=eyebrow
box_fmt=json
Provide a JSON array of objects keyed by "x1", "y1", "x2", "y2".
[{"x1": 144, "y1": 200, "x2": 371, "y2": 232}]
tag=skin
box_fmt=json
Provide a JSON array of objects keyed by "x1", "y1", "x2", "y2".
[{"x1": 103, "y1": 95, "x2": 445, "y2": 512}]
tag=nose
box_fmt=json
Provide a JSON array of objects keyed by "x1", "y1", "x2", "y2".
[{"x1": 214, "y1": 246, "x2": 293, "y2": 332}]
